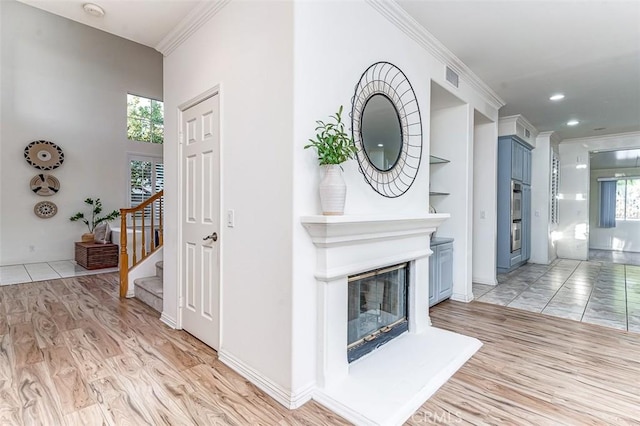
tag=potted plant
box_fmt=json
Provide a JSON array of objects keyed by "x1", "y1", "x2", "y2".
[
  {"x1": 70, "y1": 198, "x2": 120, "y2": 242},
  {"x1": 304, "y1": 105, "x2": 358, "y2": 215}
]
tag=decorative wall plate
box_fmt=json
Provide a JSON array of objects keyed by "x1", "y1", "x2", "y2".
[
  {"x1": 24, "y1": 140, "x2": 65, "y2": 170},
  {"x1": 30, "y1": 174, "x2": 60, "y2": 196},
  {"x1": 34, "y1": 201, "x2": 58, "y2": 218}
]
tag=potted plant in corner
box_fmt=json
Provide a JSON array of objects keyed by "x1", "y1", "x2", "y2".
[
  {"x1": 70, "y1": 198, "x2": 120, "y2": 242},
  {"x1": 304, "y1": 105, "x2": 358, "y2": 215}
]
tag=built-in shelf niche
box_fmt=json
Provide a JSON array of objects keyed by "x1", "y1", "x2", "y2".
[{"x1": 429, "y1": 155, "x2": 450, "y2": 196}]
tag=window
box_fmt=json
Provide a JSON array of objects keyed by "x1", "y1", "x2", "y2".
[
  {"x1": 550, "y1": 153, "x2": 560, "y2": 224},
  {"x1": 127, "y1": 94, "x2": 164, "y2": 143},
  {"x1": 616, "y1": 178, "x2": 640, "y2": 220},
  {"x1": 129, "y1": 156, "x2": 163, "y2": 221}
]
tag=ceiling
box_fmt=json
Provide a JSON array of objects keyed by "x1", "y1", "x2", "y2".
[
  {"x1": 17, "y1": 0, "x2": 200, "y2": 48},
  {"x1": 16, "y1": 0, "x2": 640, "y2": 142},
  {"x1": 590, "y1": 149, "x2": 640, "y2": 170},
  {"x1": 398, "y1": 0, "x2": 640, "y2": 141}
]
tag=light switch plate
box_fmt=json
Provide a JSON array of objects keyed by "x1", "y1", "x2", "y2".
[{"x1": 227, "y1": 209, "x2": 235, "y2": 227}]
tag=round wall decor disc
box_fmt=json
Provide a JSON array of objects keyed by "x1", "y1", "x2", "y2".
[
  {"x1": 30, "y1": 174, "x2": 60, "y2": 196},
  {"x1": 34, "y1": 201, "x2": 58, "y2": 218},
  {"x1": 24, "y1": 140, "x2": 65, "y2": 170}
]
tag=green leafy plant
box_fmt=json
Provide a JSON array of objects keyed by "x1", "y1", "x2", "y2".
[
  {"x1": 304, "y1": 105, "x2": 357, "y2": 166},
  {"x1": 69, "y1": 198, "x2": 120, "y2": 233}
]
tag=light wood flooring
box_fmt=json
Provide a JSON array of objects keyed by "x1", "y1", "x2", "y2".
[
  {"x1": 2, "y1": 273, "x2": 640, "y2": 425},
  {"x1": 0, "y1": 273, "x2": 347, "y2": 425},
  {"x1": 411, "y1": 300, "x2": 640, "y2": 425}
]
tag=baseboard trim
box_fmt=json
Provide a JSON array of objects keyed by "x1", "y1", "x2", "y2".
[
  {"x1": 472, "y1": 275, "x2": 497, "y2": 285},
  {"x1": 160, "y1": 312, "x2": 177, "y2": 329},
  {"x1": 218, "y1": 350, "x2": 314, "y2": 409},
  {"x1": 451, "y1": 292, "x2": 474, "y2": 303},
  {"x1": 313, "y1": 392, "x2": 374, "y2": 425}
]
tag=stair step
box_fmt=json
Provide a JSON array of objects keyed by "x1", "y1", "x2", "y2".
[
  {"x1": 134, "y1": 276, "x2": 163, "y2": 297},
  {"x1": 134, "y1": 276, "x2": 163, "y2": 313}
]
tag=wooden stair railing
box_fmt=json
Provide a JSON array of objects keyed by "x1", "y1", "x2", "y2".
[{"x1": 119, "y1": 190, "x2": 164, "y2": 297}]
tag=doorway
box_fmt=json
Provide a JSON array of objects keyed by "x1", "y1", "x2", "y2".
[
  {"x1": 588, "y1": 148, "x2": 640, "y2": 263},
  {"x1": 179, "y1": 88, "x2": 221, "y2": 350}
]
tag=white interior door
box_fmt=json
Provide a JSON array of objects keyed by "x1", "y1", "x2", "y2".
[{"x1": 181, "y1": 93, "x2": 220, "y2": 350}]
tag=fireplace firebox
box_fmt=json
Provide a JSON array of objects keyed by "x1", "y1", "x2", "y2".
[{"x1": 347, "y1": 262, "x2": 408, "y2": 362}]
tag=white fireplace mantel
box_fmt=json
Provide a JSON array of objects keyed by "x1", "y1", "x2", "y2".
[
  {"x1": 300, "y1": 213, "x2": 481, "y2": 425},
  {"x1": 301, "y1": 213, "x2": 450, "y2": 280},
  {"x1": 301, "y1": 213, "x2": 450, "y2": 243}
]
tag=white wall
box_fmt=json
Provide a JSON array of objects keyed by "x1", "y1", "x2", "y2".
[
  {"x1": 557, "y1": 132, "x2": 640, "y2": 259},
  {"x1": 589, "y1": 167, "x2": 640, "y2": 252},
  {"x1": 430, "y1": 104, "x2": 474, "y2": 300},
  {"x1": 0, "y1": 0, "x2": 162, "y2": 266},
  {"x1": 530, "y1": 132, "x2": 560, "y2": 264},
  {"x1": 291, "y1": 0, "x2": 498, "y2": 400},
  {"x1": 162, "y1": 0, "x2": 295, "y2": 401},
  {"x1": 472, "y1": 111, "x2": 498, "y2": 285}
]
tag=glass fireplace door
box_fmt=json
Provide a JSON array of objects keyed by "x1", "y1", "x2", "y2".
[{"x1": 347, "y1": 263, "x2": 408, "y2": 360}]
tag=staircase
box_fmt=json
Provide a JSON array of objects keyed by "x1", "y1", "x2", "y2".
[{"x1": 133, "y1": 261, "x2": 163, "y2": 312}]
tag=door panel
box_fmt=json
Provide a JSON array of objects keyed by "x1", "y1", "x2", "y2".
[
  {"x1": 181, "y1": 93, "x2": 220, "y2": 350},
  {"x1": 438, "y1": 244, "x2": 453, "y2": 299}
]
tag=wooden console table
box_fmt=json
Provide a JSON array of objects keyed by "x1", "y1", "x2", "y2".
[{"x1": 75, "y1": 242, "x2": 118, "y2": 270}]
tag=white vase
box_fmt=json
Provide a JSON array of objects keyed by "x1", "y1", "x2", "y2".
[{"x1": 319, "y1": 164, "x2": 346, "y2": 215}]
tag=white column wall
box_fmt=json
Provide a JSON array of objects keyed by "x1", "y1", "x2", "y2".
[
  {"x1": 162, "y1": 0, "x2": 295, "y2": 401},
  {"x1": 291, "y1": 0, "x2": 499, "y2": 399},
  {"x1": 530, "y1": 132, "x2": 559, "y2": 264},
  {"x1": 472, "y1": 113, "x2": 498, "y2": 285},
  {"x1": 557, "y1": 132, "x2": 640, "y2": 259}
]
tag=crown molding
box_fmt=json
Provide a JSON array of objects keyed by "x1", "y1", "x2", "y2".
[
  {"x1": 537, "y1": 131, "x2": 562, "y2": 144},
  {"x1": 156, "y1": 0, "x2": 231, "y2": 57},
  {"x1": 366, "y1": 0, "x2": 505, "y2": 110},
  {"x1": 560, "y1": 130, "x2": 640, "y2": 144},
  {"x1": 500, "y1": 114, "x2": 538, "y2": 134}
]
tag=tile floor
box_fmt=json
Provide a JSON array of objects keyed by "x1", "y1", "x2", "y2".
[
  {"x1": 474, "y1": 258, "x2": 640, "y2": 332},
  {"x1": 0, "y1": 260, "x2": 118, "y2": 285},
  {"x1": 589, "y1": 248, "x2": 640, "y2": 266}
]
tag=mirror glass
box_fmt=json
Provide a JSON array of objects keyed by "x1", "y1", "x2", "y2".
[{"x1": 361, "y1": 94, "x2": 403, "y2": 171}]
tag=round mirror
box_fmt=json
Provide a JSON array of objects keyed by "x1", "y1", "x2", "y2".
[
  {"x1": 352, "y1": 61, "x2": 422, "y2": 198},
  {"x1": 361, "y1": 94, "x2": 403, "y2": 172}
]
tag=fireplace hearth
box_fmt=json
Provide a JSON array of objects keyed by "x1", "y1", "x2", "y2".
[{"x1": 348, "y1": 263, "x2": 408, "y2": 362}]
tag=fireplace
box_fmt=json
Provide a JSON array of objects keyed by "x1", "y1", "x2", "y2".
[
  {"x1": 301, "y1": 214, "x2": 481, "y2": 426},
  {"x1": 348, "y1": 262, "x2": 408, "y2": 362}
]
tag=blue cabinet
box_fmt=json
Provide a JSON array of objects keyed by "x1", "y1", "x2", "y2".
[
  {"x1": 429, "y1": 238, "x2": 454, "y2": 307},
  {"x1": 497, "y1": 135, "x2": 532, "y2": 273},
  {"x1": 511, "y1": 140, "x2": 524, "y2": 181}
]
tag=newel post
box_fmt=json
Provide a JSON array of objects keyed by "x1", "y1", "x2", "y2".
[{"x1": 119, "y1": 212, "x2": 129, "y2": 298}]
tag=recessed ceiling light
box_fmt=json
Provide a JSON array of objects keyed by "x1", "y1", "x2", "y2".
[
  {"x1": 83, "y1": 3, "x2": 105, "y2": 17},
  {"x1": 377, "y1": 144, "x2": 384, "y2": 147},
  {"x1": 567, "y1": 120, "x2": 580, "y2": 126},
  {"x1": 549, "y1": 94, "x2": 565, "y2": 101}
]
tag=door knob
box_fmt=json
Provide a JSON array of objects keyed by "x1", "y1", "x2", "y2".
[{"x1": 203, "y1": 232, "x2": 218, "y2": 242}]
